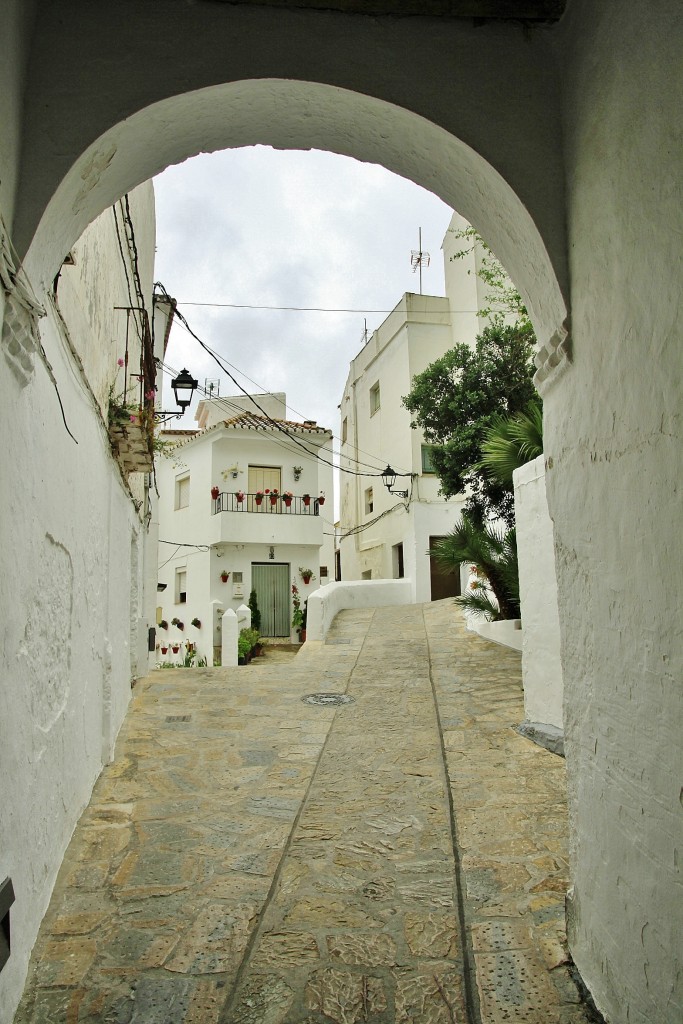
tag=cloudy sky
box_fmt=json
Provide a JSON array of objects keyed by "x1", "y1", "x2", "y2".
[{"x1": 153, "y1": 146, "x2": 453, "y2": 465}]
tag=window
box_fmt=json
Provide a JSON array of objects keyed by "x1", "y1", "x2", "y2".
[
  {"x1": 421, "y1": 445, "x2": 437, "y2": 474},
  {"x1": 364, "y1": 487, "x2": 374, "y2": 515},
  {"x1": 175, "y1": 568, "x2": 187, "y2": 604},
  {"x1": 320, "y1": 566, "x2": 328, "y2": 578},
  {"x1": 342, "y1": 417, "x2": 348, "y2": 443},
  {"x1": 248, "y1": 465, "x2": 281, "y2": 493},
  {"x1": 232, "y1": 571, "x2": 243, "y2": 584},
  {"x1": 369, "y1": 381, "x2": 380, "y2": 416},
  {"x1": 175, "y1": 474, "x2": 190, "y2": 509}
]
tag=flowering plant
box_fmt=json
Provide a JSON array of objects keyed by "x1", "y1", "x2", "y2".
[
  {"x1": 291, "y1": 581, "x2": 305, "y2": 630},
  {"x1": 299, "y1": 567, "x2": 316, "y2": 583}
]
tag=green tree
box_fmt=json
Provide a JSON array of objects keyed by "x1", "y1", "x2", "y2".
[{"x1": 402, "y1": 320, "x2": 536, "y2": 524}]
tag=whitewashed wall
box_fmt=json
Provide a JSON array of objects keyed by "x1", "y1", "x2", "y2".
[
  {"x1": 514, "y1": 455, "x2": 563, "y2": 730},
  {"x1": 549, "y1": 3, "x2": 683, "y2": 1019},
  {"x1": 0, "y1": 188, "x2": 156, "y2": 1021}
]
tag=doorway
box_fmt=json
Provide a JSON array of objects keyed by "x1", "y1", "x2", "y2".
[
  {"x1": 429, "y1": 536, "x2": 461, "y2": 601},
  {"x1": 251, "y1": 563, "x2": 290, "y2": 637}
]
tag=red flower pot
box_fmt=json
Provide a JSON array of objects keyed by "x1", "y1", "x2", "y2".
[
  {"x1": 161, "y1": 647, "x2": 168, "y2": 655},
  {"x1": 171, "y1": 646, "x2": 180, "y2": 654},
  {"x1": 255, "y1": 496, "x2": 263, "y2": 506},
  {"x1": 303, "y1": 496, "x2": 311, "y2": 506},
  {"x1": 211, "y1": 486, "x2": 220, "y2": 499},
  {"x1": 302, "y1": 574, "x2": 312, "y2": 584},
  {"x1": 283, "y1": 498, "x2": 292, "y2": 507},
  {"x1": 318, "y1": 497, "x2": 325, "y2": 506},
  {"x1": 270, "y1": 495, "x2": 278, "y2": 505}
]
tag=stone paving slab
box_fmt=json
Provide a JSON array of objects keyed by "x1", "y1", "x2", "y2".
[{"x1": 15, "y1": 602, "x2": 593, "y2": 1023}]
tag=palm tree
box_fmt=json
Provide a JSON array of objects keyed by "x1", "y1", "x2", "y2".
[
  {"x1": 431, "y1": 514, "x2": 520, "y2": 621},
  {"x1": 478, "y1": 401, "x2": 543, "y2": 486}
]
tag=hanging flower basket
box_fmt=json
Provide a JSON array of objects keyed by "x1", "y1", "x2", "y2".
[
  {"x1": 171, "y1": 617, "x2": 184, "y2": 630},
  {"x1": 255, "y1": 492, "x2": 263, "y2": 506},
  {"x1": 269, "y1": 491, "x2": 279, "y2": 506},
  {"x1": 160, "y1": 646, "x2": 168, "y2": 655},
  {"x1": 159, "y1": 619, "x2": 168, "y2": 630},
  {"x1": 211, "y1": 486, "x2": 220, "y2": 500},
  {"x1": 236, "y1": 491, "x2": 245, "y2": 502},
  {"x1": 283, "y1": 491, "x2": 293, "y2": 507},
  {"x1": 318, "y1": 495, "x2": 326, "y2": 506},
  {"x1": 302, "y1": 494, "x2": 311, "y2": 507},
  {"x1": 220, "y1": 571, "x2": 230, "y2": 582},
  {"x1": 191, "y1": 617, "x2": 201, "y2": 628},
  {"x1": 171, "y1": 645, "x2": 180, "y2": 654}
]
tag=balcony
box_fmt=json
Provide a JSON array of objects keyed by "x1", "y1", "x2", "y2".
[{"x1": 210, "y1": 492, "x2": 326, "y2": 547}]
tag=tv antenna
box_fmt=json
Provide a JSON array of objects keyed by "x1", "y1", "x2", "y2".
[
  {"x1": 410, "y1": 227, "x2": 431, "y2": 295},
  {"x1": 205, "y1": 378, "x2": 220, "y2": 398}
]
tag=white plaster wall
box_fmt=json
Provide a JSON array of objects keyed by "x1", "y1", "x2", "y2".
[
  {"x1": 0, "y1": 179, "x2": 156, "y2": 1020},
  {"x1": 514, "y1": 456, "x2": 563, "y2": 730},
  {"x1": 550, "y1": 3, "x2": 683, "y2": 1019},
  {"x1": 307, "y1": 579, "x2": 413, "y2": 641},
  {"x1": 0, "y1": 305, "x2": 146, "y2": 1024}
]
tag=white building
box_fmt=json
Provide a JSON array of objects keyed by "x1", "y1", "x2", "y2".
[
  {"x1": 0, "y1": 184, "x2": 164, "y2": 1018},
  {"x1": 155, "y1": 393, "x2": 334, "y2": 663},
  {"x1": 338, "y1": 215, "x2": 488, "y2": 602}
]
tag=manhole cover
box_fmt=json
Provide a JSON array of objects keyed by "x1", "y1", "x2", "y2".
[{"x1": 301, "y1": 693, "x2": 354, "y2": 706}]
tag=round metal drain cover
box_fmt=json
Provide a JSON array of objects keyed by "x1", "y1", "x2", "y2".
[{"x1": 302, "y1": 692, "x2": 354, "y2": 706}]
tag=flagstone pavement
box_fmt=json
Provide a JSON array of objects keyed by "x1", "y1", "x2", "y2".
[{"x1": 15, "y1": 601, "x2": 596, "y2": 1024}]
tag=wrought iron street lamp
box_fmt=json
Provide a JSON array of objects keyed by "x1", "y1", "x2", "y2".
[
  {"x1": 171, "y1": 368, "x2": 198, "y2": 412},
  {"x1": 381, "y1": 464, "x2": 409, "y2": 499}
]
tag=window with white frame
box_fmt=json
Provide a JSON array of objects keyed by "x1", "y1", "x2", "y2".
[
  {"x1": 364, "y1": 487, "x2": 374, "y2": 515},
  {"x1": 421, "y1": 445, "x2": 438, "y2": 474},
  {"x1": 369, "y1": 381, "x2": 380, "y2": 416},
  {"x1": 175, "y1": 568, "x2": 187, "y2": 604},
  {"x1": 175, "y1": 474, "x2": 190, "y2": 509}
]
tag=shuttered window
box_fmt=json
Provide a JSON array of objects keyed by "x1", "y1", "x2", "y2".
[
  {"x1": 175, "y1": 474, "x2": 190, "y2": 509},
  {"x1": 248, "y1": 466, "x2": 281, "y2": 494}
]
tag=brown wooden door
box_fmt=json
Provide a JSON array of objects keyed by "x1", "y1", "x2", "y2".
[{"x1": 429, "y1": 535, "x2": 461, "y2": 601}]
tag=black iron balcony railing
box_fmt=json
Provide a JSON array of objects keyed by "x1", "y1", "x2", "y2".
[{"x1": 212, "y1": 492, "x2": 324, "y2": 516}]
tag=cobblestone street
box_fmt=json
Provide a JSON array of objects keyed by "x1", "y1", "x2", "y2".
[{"x1": 15, "y1": 602, "x2": 592, "y2": 1023}]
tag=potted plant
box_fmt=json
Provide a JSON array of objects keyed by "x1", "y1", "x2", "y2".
[
  {"x1": 255, "y1": 490, "x2": 264, "y2": 506},
  {"x1": 269, "y1": 488, "x2": 279, "y2": 506},
  {"x1": 299, "y1": 566, "x2": 317, "y2": 585},
  {"x1": 171, "y1": 617, "x2": 184, "y2": 630},
  {"x1": 293, "y1": 466, "x2": 303, "y2": 481},
  {"x1": 171, "y1": 644, "x2": 180, "y2": 654},
  {"x1": 160, "y1": 645, "x2": 168, "y2": 655},
  {"x1": 235, "y1": 490, "x2": 245, "y2": 503},
  {"x1": 237, "y1": 630, "x2": 252, "y2": 665},
  {"x1": 248, "y1": 589, "x2": 261, "y2": 632},
  {"x1": 191, "y1": 617, "x2": 201, "y2": 628},
  {"x1": 292, "y1": 581, "x2": 305, "y2": 639},
  {"x1": 159, "y1": 619, "x2": 168, "y2": 630},
  {"x1": 211, "y1": 486, "x2": 220, "y2": 500},
  {"x1": 302, "y1": 493, "x2": 311, "y2": 507},
  {"x1": 219, "y1": 569, "x2": 230, "y2": 582},
  {"x1": 282, "y1": 490, "x2": 293, "y2": 507},
  {"x1": 318, "y1": 492, "x2": 326, "y2": 506}
]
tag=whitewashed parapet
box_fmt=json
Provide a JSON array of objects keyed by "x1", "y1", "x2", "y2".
[{"x1": 307, "y1": 579, "x2": 413, "y2": 641}]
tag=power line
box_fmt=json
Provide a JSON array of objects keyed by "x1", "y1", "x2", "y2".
[
  {"x1": 155, "y1": 284, "x2": 397, "y2": 480},
  {"x1": 166, "y1": 308, "x2": 412, "y2": 476}
]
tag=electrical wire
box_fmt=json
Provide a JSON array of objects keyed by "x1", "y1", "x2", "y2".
[
  {"x1": 174, "y1": 300, "x2": 479, "y2": 314},
  {"x1": 155, "y1": 284, "x2": 401, "y2": 480},
  {"x1": 169, "y1": 312, "x2": 412, "y2": 474}
]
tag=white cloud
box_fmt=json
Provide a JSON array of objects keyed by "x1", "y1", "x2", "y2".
[{"x1": 154, "y1": 145, "x2": 452, "y2": 449}]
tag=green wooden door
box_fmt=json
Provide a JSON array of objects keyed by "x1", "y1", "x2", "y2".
[{"x1": 251, "y1": 563, "x2": 290, "y2": 637}]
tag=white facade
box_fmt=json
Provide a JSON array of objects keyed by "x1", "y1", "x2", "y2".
[
  {"x1": 155, "y1": 395, "x2": 334, "y2": 662},
  {"x1": 0, "y1": 184, "x2": 160, "y2": 1021},
  {"x1": 338, "y1": 215, "x2": 488, "y2": 601}
]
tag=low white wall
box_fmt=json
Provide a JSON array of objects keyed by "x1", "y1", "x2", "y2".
[
  {"x1": 514, "y1": 455, "x2": 563, "y2": 730},
  {"x1": 307, "y1": 579, "x2": 413, "y2": 641},
  {"x1": 469, "y1": 617, "x2": 523, "y2": 652}
]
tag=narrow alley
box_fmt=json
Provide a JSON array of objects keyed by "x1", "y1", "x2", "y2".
[{"x1": 15, "y1": 603, "x2": 592, "y2": 1023}]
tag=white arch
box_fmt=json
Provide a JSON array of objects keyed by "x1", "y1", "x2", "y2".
[{"x1": 24, "y1": 79, "x2": 567, "y2": 353}]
